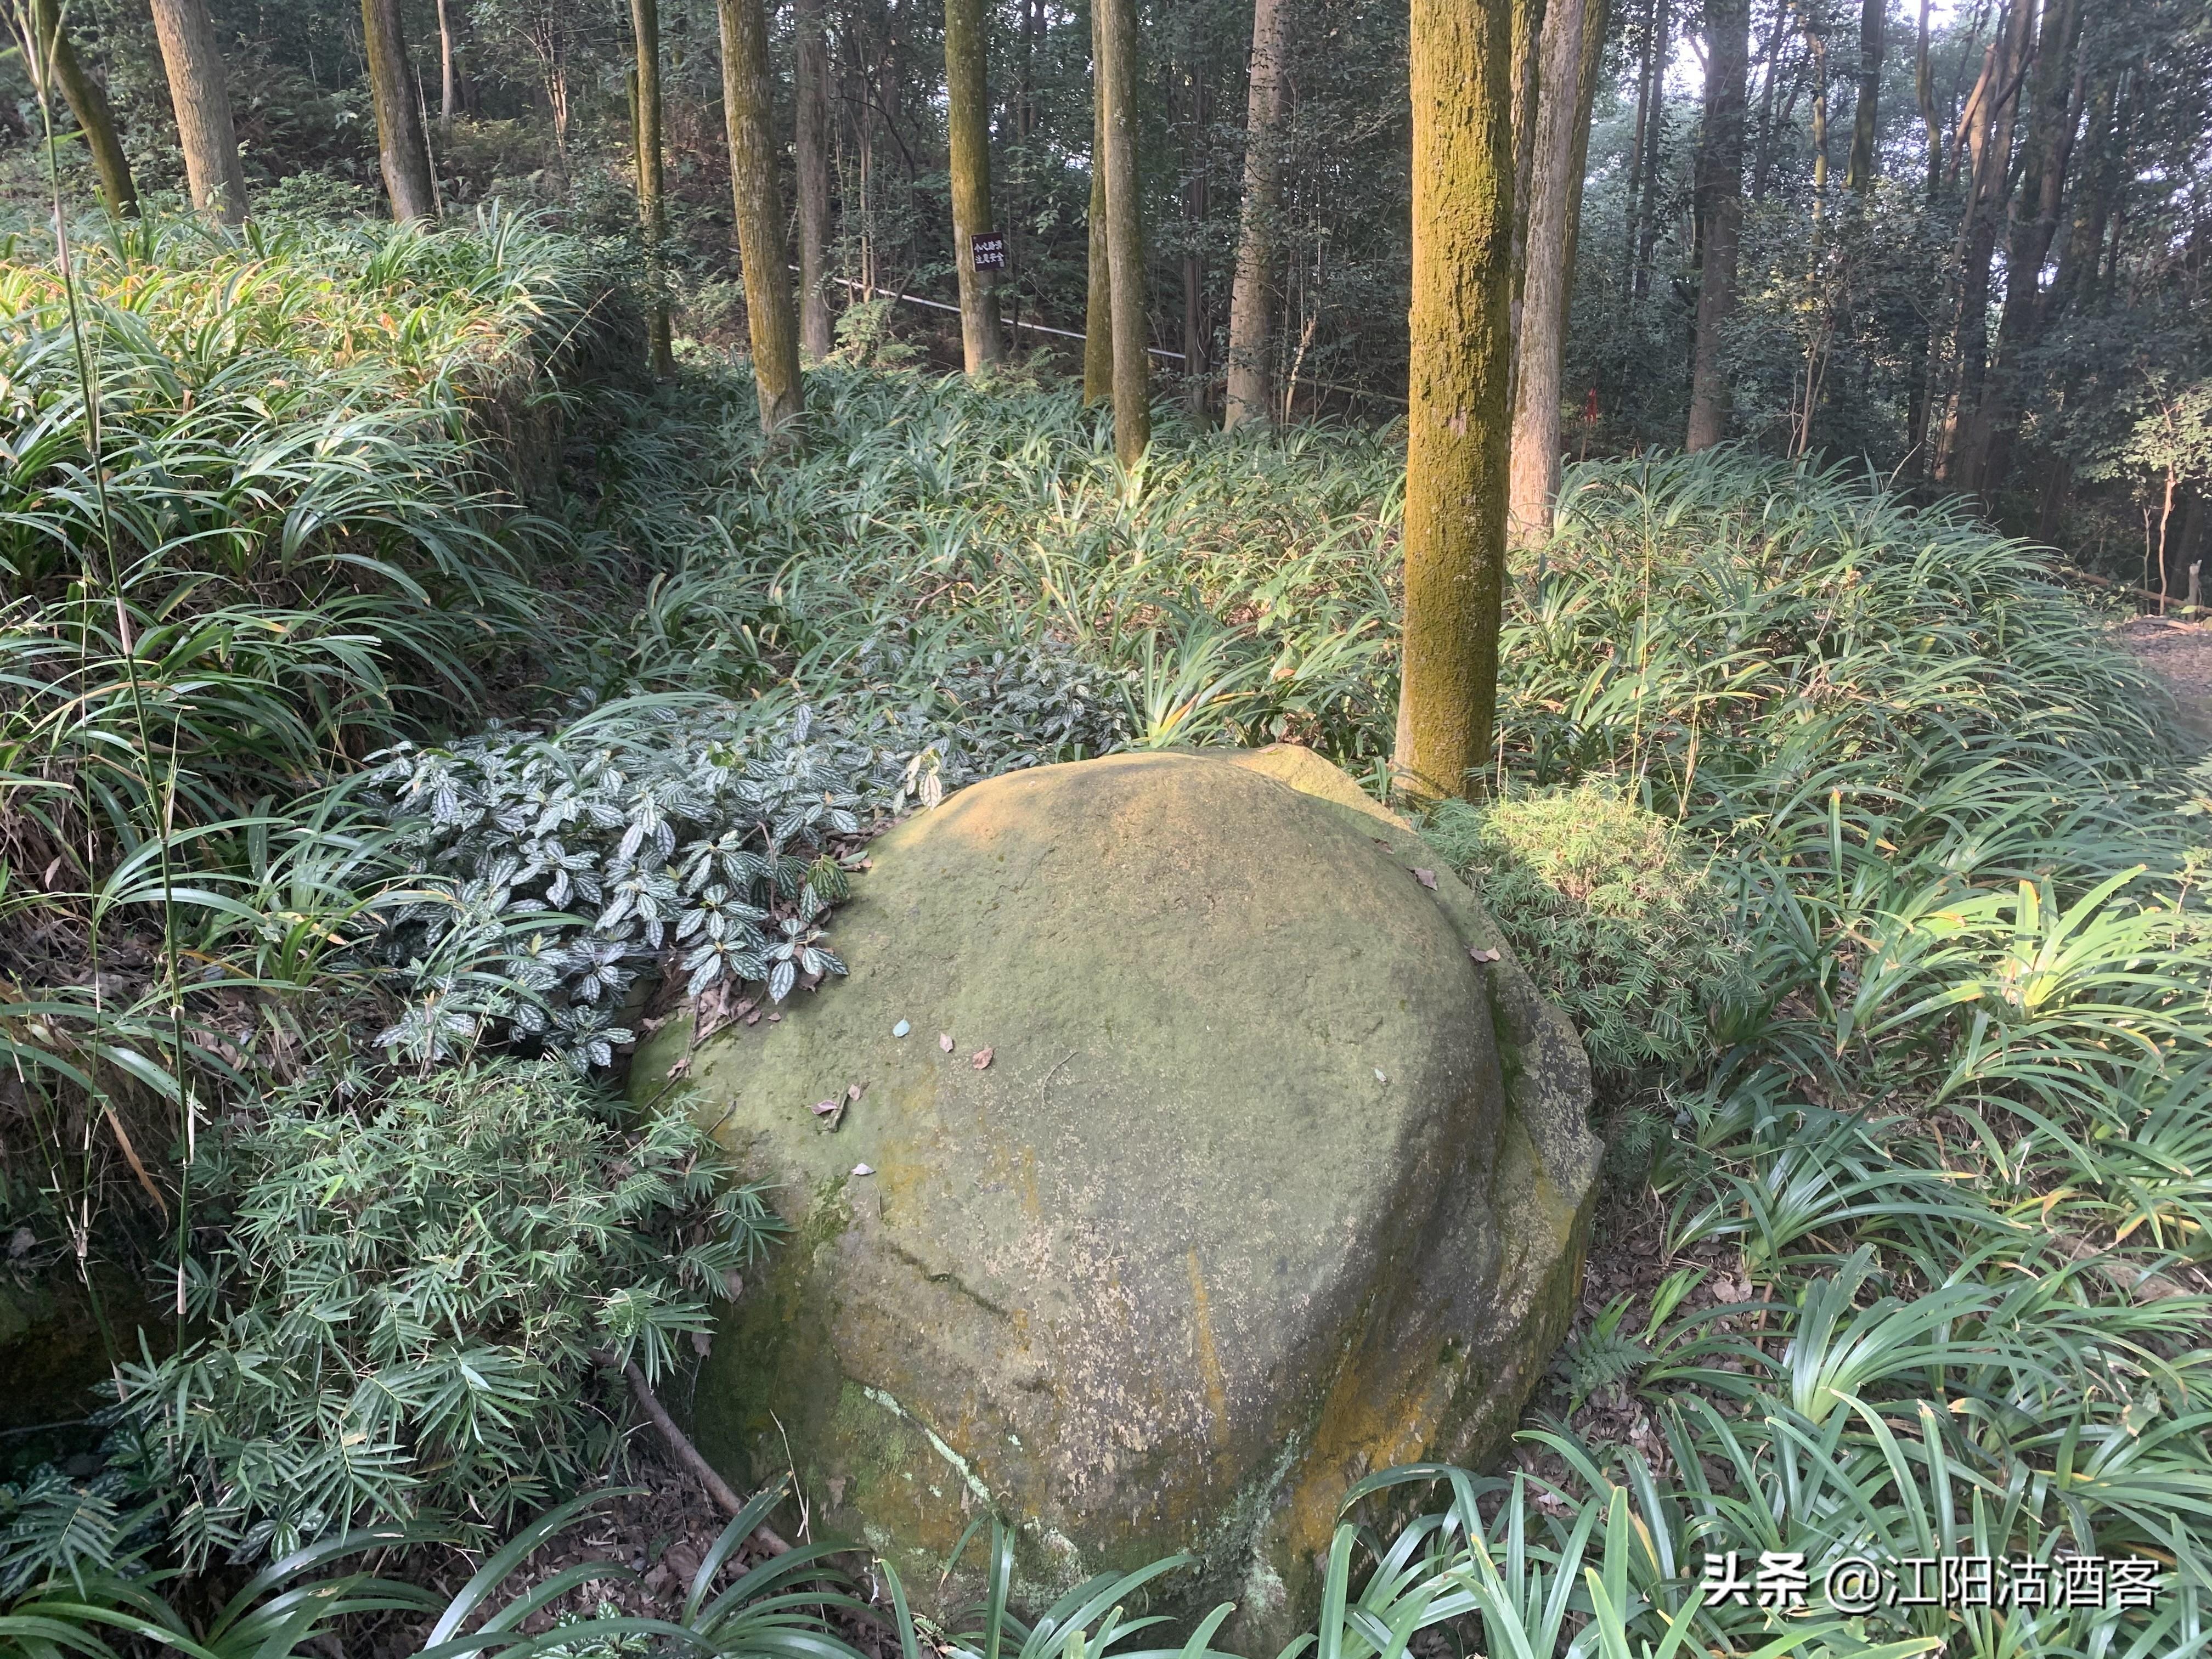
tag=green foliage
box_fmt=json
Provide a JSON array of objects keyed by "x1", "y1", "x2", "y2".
[
  {"x1": 1422, "y1": 782, "x2": 1752, "y2": 1081},
  {"x1": 117, "y1": 1060, "x2": 776, "y2": 1568}
]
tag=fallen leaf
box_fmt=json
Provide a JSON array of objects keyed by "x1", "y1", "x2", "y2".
[
  {"x1": 665, "y1": 1056, "x2": 691, "y2": 1080},
  {"x1": 939, "y1": 1032, "x2": 955, "y2": 1052},
  {"x1": 766, "y1": 1012, "x2": 782, "y2": 1023},
  {"x1": 851, "y1": 1163, "x2": 875, "y2": 1177},
  {"x1": 971, "y1": 1047, "x2": 994, "y2": 1070},
  {"x1": 744, "y1": 1010, "x2": 760, "y2": 1024},
  {"x1": 810, "y1": 1099, "x2": 840, "y2": 1117},
  {"x1": 1469, "y1": 946, "x2": 1502, "y2": 963},
  {"x1": 846, "y1": 1083, "x2": 863, "y2": 1101},
  {"x1": 1412, "y1": 867, "x2": 1438, "y2": 889}
]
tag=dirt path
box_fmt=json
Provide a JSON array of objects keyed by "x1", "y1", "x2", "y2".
[{"x1": 2115, "y1": 617, "x2": 2212, "y2": 754}]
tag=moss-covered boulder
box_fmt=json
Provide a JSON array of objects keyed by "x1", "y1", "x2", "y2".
[{"x1": 633, "y1": 750, "x2": 1597, "y2": 1638}]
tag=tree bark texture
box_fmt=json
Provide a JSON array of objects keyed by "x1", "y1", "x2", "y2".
[
  {"x1": 1224, "y1": 0, "x2": 1288, "y2": 429},
  {"x1": 795, "y1": 0, "x2": 834, "y2": 359},
  {"x1": 1685, "y1": 0, "x2": 1748, "y2": 451},
  {"x1": 436, "y1": 0, "x2": 459, "y2": 127},
  {"x1": 27, "y1": 0, "x2": 136, "y2": 216},
  {"x1": 1397, "y1": 0, "x2": 1516, "y2": 803},
  {"x1": 362, "y1": 0, "x2": 436, "y2": 220},
  {"x1": 630, "y1": 0, "x2": 672, "y2": 374},
  {"x1": 1084, "y1": 1, "x2": 1114, "y2": 408},
  {"x1": 1506, "y1": 0, "x2": 1584, "y2": 548},
  {"x1": 1559, "y1": 0, "x2": 1609, "y2": 288},
  {"x1": 147, "y1": 0, "x2": 247, "y2": 222},
  {"x1": 1097, "y1": 0, "x2": 1149, "y2": 464},
  {"x1": 1845, "y1": 0, "x2": 1882, "y2": 191},
  {"x1": 945, "y1": 0, "x2": 1006, "y2": 373},
  {"x1": 1633, "y1": 0, "x2": 1668, "y2": 294},
  {"x1": 718, "y1": 0, "x2": 804, "y2": 442}
]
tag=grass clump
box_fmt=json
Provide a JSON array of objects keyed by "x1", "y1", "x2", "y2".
[
  {"x1": 118, "y1": 1059, "x2": 774, "y2": 1567},
  {"x1": 1422, "y1": 782, "x2": 1751, "y2": 1083}
]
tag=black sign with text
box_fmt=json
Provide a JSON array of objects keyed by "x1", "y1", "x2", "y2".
[{"x1": 970, "y1": 232, "x2": 1008, "y2": 272}]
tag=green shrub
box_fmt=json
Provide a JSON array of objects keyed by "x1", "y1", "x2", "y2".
[
  {"x1": 1423, "y1": 781, "x2": 1752, "y2": 1083},
  {"x1": 119, "y1": 1060, "x2": 775, "y2": 1568}
]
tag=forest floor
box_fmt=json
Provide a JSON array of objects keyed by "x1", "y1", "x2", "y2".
[{"x1": 2116, "y1": 615, "x2": 2212, "y2": 750}]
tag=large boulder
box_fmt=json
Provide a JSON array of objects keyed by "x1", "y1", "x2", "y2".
[{"x1": 633, "y1": 749, "x2": 1598, "y2": 1638}]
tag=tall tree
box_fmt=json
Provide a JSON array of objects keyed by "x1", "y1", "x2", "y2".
[
  {"x1": 1084, "y1": 0, "x2": 1113, "y2": 408},
  {"x1": 1632, "y1": 0, "x2": 1669, "y2": 295},
  {"x1": 795, "y1": 0, "x2": 834, "y2": 359},
  {"x1": 1097, "y1": 0, "x2": 1149, "y2": 463},
  {"x1": 945, "y1": 0, "x2": 1006, "y2": 373},
  {"x1": 436, "y1": 0, "x2": 462, "y2": 128},
  {"x1": 147, "y1": 0, "x2": 248, "y2": 222},
  {"x1": 718, "y1": 0, "x2": 804, "y2": 442},
  {"x1": 1224, "y1": 0, "x2": 1289, "y2": 429},
  {"x1": 1506, "y1": 0, "x2": 1586, "y2": 546},
  {"x1": 1397, "y1": 0, "x2": 1516, "y2": 803},
  {"x1": 1685, "y1": 0, "x2": 1750, "y2": 451},
  {"x1": 26, "y1": 0, "x2": 136, "y2": 216},
  {"x1": 363, "y1": 0, "x2": 437, "y2": 220},
  {"x1": 629, "y1": 0, "x2": 671, "y2": 375},
  {"x1": 1844, "y1": 0, "x2": 1883, "y2": 191}
]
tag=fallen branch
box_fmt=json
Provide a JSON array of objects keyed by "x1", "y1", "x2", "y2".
[{"x1": 591, "y1": 1348, "x2": 792, "y2": 1555}]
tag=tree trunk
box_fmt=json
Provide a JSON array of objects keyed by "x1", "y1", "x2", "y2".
[
  {"x1": 1844, "y1": 0, "x2": 1882, "y2": 191},
  {"x1": 436, "y1": 0, "x2": 460, "y2": 128},
  {"x1": 1633, "y1": 0, "x2": 1668, "y2": 296},
  {"x1": 363, "y1": 0, "x2": 436, "y2": 221},
  {"x1": 630, "y1": 0, "x2": 672, "y2": 375},
  {"x1": 945, "y1": 0, "x2": 1005, "y2": 373},
  {"x1": 1504, "y1": 0, "x2": 1548, "y2": 404},
  {"x1": 1097, "y1": 0, "x2": 1149, "y2": 465},
  {"x1": 147, "y1": 0, "x2": 247, "y2": 222},
  {"x1": 27, "y1": 0, "x2": 137, "y2": 216},
  {"x1": 1223, "y1": 0, "x2": 1288, "y2": 429},
  {"x1": 795, "y1": 0, "x2": 834, "y2": 359},
  {"x1": 1181, "y1": 65, "x2": 1207, "y2": 416},
  {"x1": 1084, "y1": 0, "x2": 1114, "y2": 408},
  {"x1": 1560, "y1": 0, "x2": 1609, "y2": 286},
  {"x1": 1685, "y1": 0, "x2": 1748, "y2": 451},
  {"x1": 1506, "y1": 0, "x2": 1584, "y2": 548},
  {"x1": 1959, "y1": 0, "x2": 2083, "y2": 495},
  {"x1": 718, "y1": 0, "x2": 804, "y2": 442},
  {"x1": 1396, "y1": 0, "x2": 1516, "y2": 804}
]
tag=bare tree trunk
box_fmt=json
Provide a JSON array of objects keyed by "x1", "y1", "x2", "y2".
[
  {"x1": 1685, "y1": 0, "x2": 1748, "y2": 450},
  {"x1": 630, "y1": 0, "x2": 672, "y2": 374},
  {"x1": 718, "y1": 0, "x2": 804, "y2": 443},
  {"x1": 147, "y1": 0, "x2": 247, "y2": 222},
  {"x1": 1396, "y1": 0, "x2": 1516, "y2": 804},
  {"x1": 1844, "y1": 0, "x2": 1882, "y2": 191},
  {"x1": 1507, "y1": 0, "x2": 1584, "y2": 548},
  {"x1": 795, "y1": 0, "x2": 834, "y2": 359},
  {"x1": 436, "y1": 0, "x2": 459, "y2": 128},
  {"x1": 362, "y1": 0, "x2": 436, "y2": 220},
  {"x1": 1097, "y1": 0, "x2": 1149, "y2": 464},
  {"x1": 1560, "y1": 0, "x2": 1609, "y2": 285},
  {"x1": 1224, "y1": 0, "x2": 1288, "y2": 429},
  {"x1": 1504, "y1": 0, "x2": 1548, "y2": 406},
  {"x1": 1181, "y1": 63, "x2": 1207, "y2": 415},
  {"x1": 945, "y1": 0, "x2": 1006, "y2": 373},
  {"x1": 1084, "y1": 0, "x2": 1113, "y2": 408},
  {"x1": 26, "y1": 0, "x2": 137, "y2": 216}
]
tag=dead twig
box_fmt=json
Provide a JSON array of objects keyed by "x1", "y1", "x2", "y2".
[{"x1": 591, "y1": 1348, "x2": 792, "y2": 1555}]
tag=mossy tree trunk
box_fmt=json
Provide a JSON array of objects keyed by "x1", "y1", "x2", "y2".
[
  {"x1": 1395, "y1": 0, "x2": 1515, "y2": 804},
  {"x1": 1223, "y1": 0, "x2": 1287, "y2": 430},
  {"x1": 26, "y1": 0, "x2": 136, "y2": 217},
  {"x1": 795, "y1": 0, "x2": 834, "y2": 360},
  {"x1": 1082, "y1": 1, "x2": 1114, "y2": 409},
  {"x1": 629, "y1": 0, "x2": 672, "y2": 375},
  {"x1": 945, "y1": 0, "x2": 1006, "y2": 374},
  {"x1": 363, "y1": 0, "x2": 437, "y2": 221},
  {"x1": 1685, "y1": 0, "x2": 1747, "y2": 452},
  {"x1": 1844, "y1": 0, "x2": 1882, "y2": 192},
  {"x1": 147, "y1": 0, "x2": 247, "y2": 222},
  {"x1": 1096, "y1": 0, "x2": 1149, "y2": 465},
  {"x1": 718, "y1": 0, "x2": 804, "y2": 444},
  {"x1": 1506, "y1": 0, "x2": 1584, "y2": 549}
]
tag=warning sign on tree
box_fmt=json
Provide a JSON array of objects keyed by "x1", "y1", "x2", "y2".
[{"x1": 970, "y1": 233, "x2": 1008, "y2": 272}]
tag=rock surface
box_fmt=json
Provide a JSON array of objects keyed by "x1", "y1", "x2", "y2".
[{"x1": 633, "y1": 750, "x2": 1598, "y2": 1638}]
